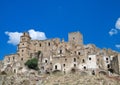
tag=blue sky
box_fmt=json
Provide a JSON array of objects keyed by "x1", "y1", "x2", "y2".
[{"x1": 0, "y1": 0, "x2": 120, "y2": 60}]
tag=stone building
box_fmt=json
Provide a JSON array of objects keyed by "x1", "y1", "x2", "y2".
[{"x1": 1, "y1": 31, "x2": 120, "y2": 75}]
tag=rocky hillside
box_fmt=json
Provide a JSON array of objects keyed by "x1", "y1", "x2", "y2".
[{"x1": 0, "y1": 71, "x2": 120, "y2": 85}]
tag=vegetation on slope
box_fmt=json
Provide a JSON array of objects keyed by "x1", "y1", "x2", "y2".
[{"x1": 25, "y1": 58, "x2": 39, "y2": 70}]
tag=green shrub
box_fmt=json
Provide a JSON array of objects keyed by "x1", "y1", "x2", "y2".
[{"x1": 25, "y1": 58, "x2": 39, "y2": 70}]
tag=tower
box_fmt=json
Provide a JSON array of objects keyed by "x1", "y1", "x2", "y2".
[
  {"x1": 17, "y1": 32, "x2": 31, "y2": 62},
  {"x1": 68, "y1": 32, "x2": 83, "y2": 45}
]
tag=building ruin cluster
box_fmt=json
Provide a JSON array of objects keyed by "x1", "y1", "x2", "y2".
[{"x1": 1, "y1": 31, "x2": 120, "y2": 75}]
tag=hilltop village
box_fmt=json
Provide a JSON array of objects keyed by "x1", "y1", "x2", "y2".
[{"x1": 0, "y1": 31, "x2": 120, "y2": 85}]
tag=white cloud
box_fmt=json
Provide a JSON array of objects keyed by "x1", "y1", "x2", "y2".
[
  {"x1": 5, "y1": 32, "x2": 23, "y2": 45},
  {"x1": 109, "y1": 29, "x2": 118, "y2": 36},
  {"x1": 115, "y1": 44, "x2": 120, "y2": 49},
  {"x1": 28, "y1": 29, "x2": 47, "y2": 40},
  {"x1": 115, "y1": 18, "x2": 120, "y2": 30},
  {"x1": 5, "y1": 29, "x2": 47, "y2": 45},
  {"x1": 109, "y1": 17, "x2": 120, "y2": 36}
]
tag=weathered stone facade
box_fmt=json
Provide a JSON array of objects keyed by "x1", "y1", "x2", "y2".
[{"x1": 1, "y1": 31, "x2": 120, "y2": 75}]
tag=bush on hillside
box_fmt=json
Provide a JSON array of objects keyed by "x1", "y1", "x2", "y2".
[{"x1": 25, "y1": 58, "x2": 39, "y2": 70}]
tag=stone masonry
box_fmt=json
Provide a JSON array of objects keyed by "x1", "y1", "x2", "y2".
[{"x1": 1, "y1": 31, "x2": 120, "y2": 75}]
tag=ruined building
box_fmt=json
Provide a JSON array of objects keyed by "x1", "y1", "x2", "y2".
[{"x1": 1, "y1": 31, "x2": 120, "y2": 75}]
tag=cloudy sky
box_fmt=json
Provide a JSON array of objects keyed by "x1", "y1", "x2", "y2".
[{"x1": 0, "y1": 0, "x2": 120, "y2": 60}]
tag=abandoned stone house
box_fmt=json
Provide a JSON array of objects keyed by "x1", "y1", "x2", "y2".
[{"x1": 1, "y1": 31, "x2": 120, "y2": 75}]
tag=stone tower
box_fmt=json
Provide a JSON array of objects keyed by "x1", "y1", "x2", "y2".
[
  {"x1": 68, "y1": 31, "x2": 83, "y2": 45},
  {"x1": 17, "y1": 32, "x2": 31, "y2": 62}
]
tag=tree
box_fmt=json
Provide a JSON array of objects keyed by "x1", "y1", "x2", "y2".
[{"x1": 25, "y1": 58, "x2": 39, "y2": 70}]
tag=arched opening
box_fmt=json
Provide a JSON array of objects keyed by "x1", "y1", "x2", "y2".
[
  {"x1": 45, "y1": 60, "x2": 48, "y2": 63},
  {"x1": 74, "y1": 58, "x2": 76, "y2": 62},
  {"x1": 82, "y1": 59, "x2": 85, "y2": 63},
  {"x1": 60, "y1": 49, "x2": 62, "y2": 54}
]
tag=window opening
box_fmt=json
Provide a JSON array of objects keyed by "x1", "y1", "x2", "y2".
[
  {"x1": 74, "y1": 58, "x2": 76, "y2": 62},
  {"x1": 63, "y1": 64, "x2": 65, "y2": 67},
  {"x1": 40, "y1": 43, "x2": 41, "y2": 47},
  {"x1": 45, "y1": 60, "x2": 47, "y2": 63},
  {"x1": 55, "y1": 65, "x2": 57, "y2": 70},
  {"x1": 84, "y1": 66, "x2": 86, "y2": 70},
  {"x1": 89, "y1": 57, "x2": 91, "y2": 60},
  {"x1": 107, "y1": 64, "x2": 110, "y2": 68},
  {"x1": 92, "y1": 70, "x2": 95, "y2": 75},
  {"x1": 60, "y1": 49, "x2": 62, "y2": 54},
  {"x1": 48, "y1": 42, "x2": 50, "y2": 46},
  {"x1": 21, "y1": 58, "x2": 23, "y2": 61},
  {"x1": 74, "y1": 64, "x2": 76, "y2": 67},
  {"x1": 82, "y1": 59, "x2": 85, "y2": 63}
]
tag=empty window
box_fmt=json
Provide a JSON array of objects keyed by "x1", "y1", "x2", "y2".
[
  {"x1": 92, "y1": 70, "x2": 95, "y2": 75},
  {"x1": 89, "y1": 57, "x2": 91, "y2": 60},
  {"x1": 65, "y1": 59, "x2": 67, "y2": 61},
  {"x1": 60, "y1": 49, "x2": 62, "y2": 54},
  {"x1": 74, "y1": 64, "x2": 76, "y2": 67},
  {"x1": 48, "y1": 42, "x2": 50, "y2": 46},
  {"x1": 45, "y1": 60, "x2": 47, "y2": 63},
  {"x1": 107, "y1": 64, "x2": 110, "y2": 68},
  {"x1": 78, "y1": 52, "x2": 80, "y2": 55},
  {"x1": 21, "y1": 58, "x2": 23, "y2": 61},
  {"x1": 84, "y1": 66, "x2": 86, "y2": 69},
  {"x1": 39, "y1": 43, "x2": 41, "y2": 47},
  {"x1": 63, "y1": 64, "x2": 65, "y2": 67},
  {"x1": 22, "y1": 43, "x2": 24, "y2": 45},
  {"x1": 14, "y1": 69, "x2": 16, "y2": 73},
  {"x1": 82, "y1": 59, "x2": 85, "y2": 63},
  {"x1": 106, "y1": 58, "x2": 108, "y2": 60},
  {"x1": 55, "y1": 65, "x2": 57, "y2": 70},
  {"x1": 74, "y1": 58, "x2": 76, "y2": 62},
  {"x1": 22, "y1": 50, "x2": 24, "y2": 52}
]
